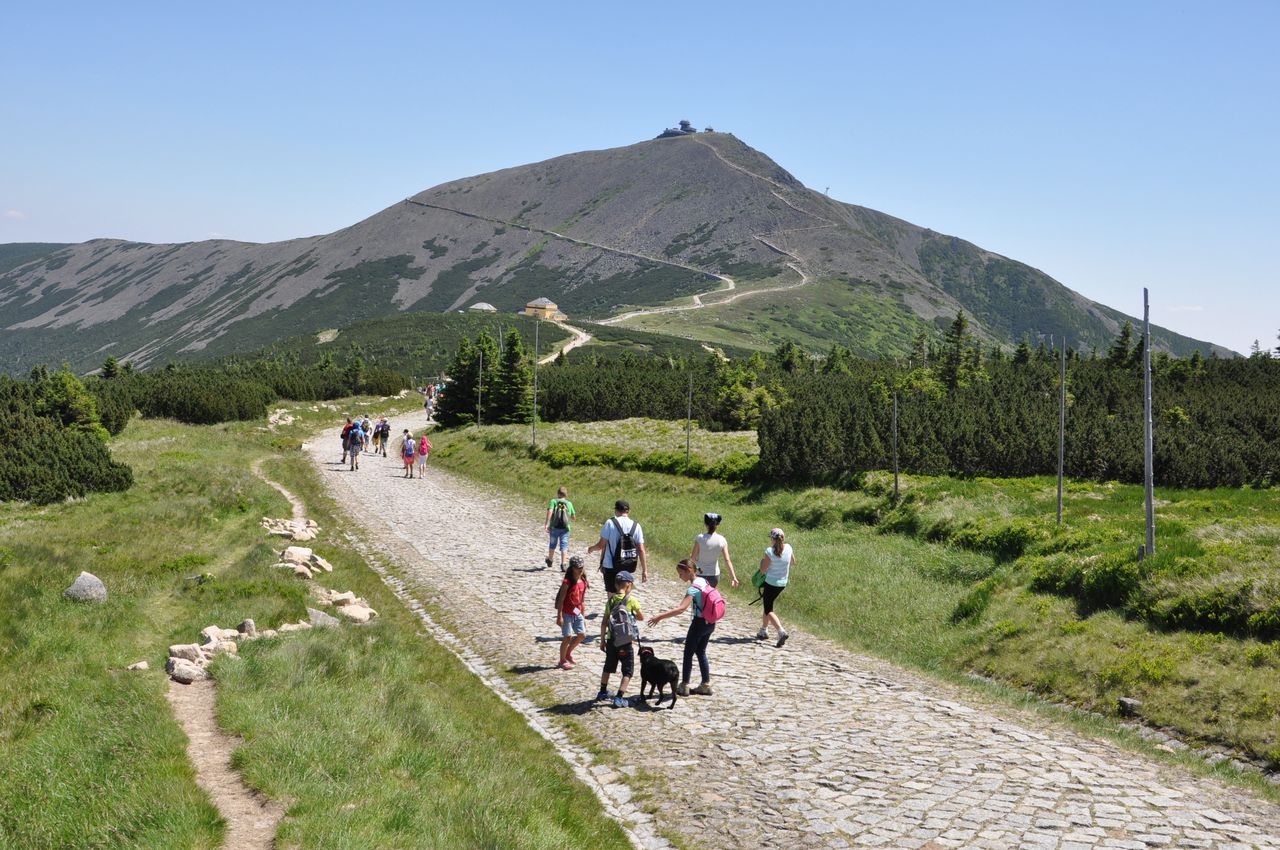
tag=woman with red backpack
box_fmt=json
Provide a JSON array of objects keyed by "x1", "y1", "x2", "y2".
[{"x1": 647, "y1": 558, "x2": 725, "y2": 696}]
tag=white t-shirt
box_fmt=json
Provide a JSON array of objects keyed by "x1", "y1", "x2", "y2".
[
  {"x1": 693, "y1": 532, "x2": 727, "y2": 576},
  {"x1": 599, "y1": 516, "x2": 643, "y2": 569},
  {"x1": 762, "y1": 543, "x2": 792, "y2": 587}
]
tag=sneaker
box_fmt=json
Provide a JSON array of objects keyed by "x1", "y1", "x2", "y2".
[
  {"x1": 756, "y1": 628, "x2": 769, "y2": 640},
  {"x1": 612, "y1": 695, "x2": 630, "y2": 708},
  {"x1": 776, "y1": 631, "x2": 789, "y2": 648},
  {"x1": 595, "y1": 689, "x2": 609, "y2": 701},
  {"x1": 691, "y1": 682, "x2": 713, "y2": 696},
  {"x1": 544, "y1": 557, "x2": 553, "y2": 570},
  {"x1": 675, "y1": 682, "x2": 690, "y2": 697}
]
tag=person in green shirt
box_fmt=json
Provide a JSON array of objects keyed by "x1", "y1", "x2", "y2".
[{"x1": 543, "y1": 486, "x2": 576, "y2": 571}]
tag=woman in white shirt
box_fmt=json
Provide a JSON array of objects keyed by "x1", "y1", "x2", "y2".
[
  {"x1": 689, "y1": 512, "x2": 739, "y2": 589},
  {"x1": 756, "y1": 527, "x2": 794, "y2": 648}
]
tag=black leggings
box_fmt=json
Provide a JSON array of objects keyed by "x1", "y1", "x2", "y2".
[
  {"x1": 698, "y1": 573, "x2": 719, "y2": 588},
  {"x1": 762, "y1": 583, "x2": 784, "y2": 616},
  {"x1": 682, "y1": 617, "x2": 715, "y2": 683}
]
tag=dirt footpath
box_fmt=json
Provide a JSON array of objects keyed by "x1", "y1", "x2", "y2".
[{"x1": 309, "y1": 414, "x2": 1280, "y2": 850}]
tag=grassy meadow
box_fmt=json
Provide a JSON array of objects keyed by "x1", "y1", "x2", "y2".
[
  {"x1": 0, "y1": 398, "x2": 631, "y2": 849},
  {"x1": 428, "y1": 419, "x2": 1280, "y2": 787}
]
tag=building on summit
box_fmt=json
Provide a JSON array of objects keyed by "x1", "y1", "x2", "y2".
[
  {"x1": 468, "y1": 302, "x2": 497, "y2": 312},
  {"x1": 522, "y1": 297, "x2": 567, "y2": 321}
]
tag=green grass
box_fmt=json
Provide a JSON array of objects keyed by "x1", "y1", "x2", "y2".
[
  {"x1": 0, "y1": 407, "x2": 631, "y2": 849},
  {"x1": 485, "y1": 417, "x2": 757, "y2": 463},
  {"x1": 428, "y1": 420, "x2": 1280, "y2": 783}
]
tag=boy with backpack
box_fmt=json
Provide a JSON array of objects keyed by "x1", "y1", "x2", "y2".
[
  {"x1": 597, "y1": 571, "x2": 644, "y2": 708},
  {"x1": 586, "y1": 500, "x2": 648, "y2": 593},
  {"x1": 543, "y1": 486, "x2": 576, "y2": 570}
]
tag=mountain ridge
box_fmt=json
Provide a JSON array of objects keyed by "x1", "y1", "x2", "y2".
[{"x1": 0, "y1": 133, "x2": 1229, "y2": 374}]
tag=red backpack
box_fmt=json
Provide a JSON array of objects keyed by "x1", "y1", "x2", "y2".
[{"x1": 699, "y1": 581, "x2": 726, "y2": 624}]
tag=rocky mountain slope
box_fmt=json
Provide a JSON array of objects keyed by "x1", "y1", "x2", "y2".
[{"x1": 0, "y1": 133, "x2": 1227, "y2": 374}]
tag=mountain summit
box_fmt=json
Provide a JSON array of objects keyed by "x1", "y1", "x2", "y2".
[{"x1": 0, "y1": 132, "x2": 1225, "y2": 373}]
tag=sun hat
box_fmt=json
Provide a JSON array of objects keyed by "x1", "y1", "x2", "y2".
[
  {"x1": 770, "y1": 528, "x2": 785, "y2": 539},
  {"x1": 614, "y1": 570, "x2": 635, "y2": 584},
  {"x1": 568, "y1": 555, "x2": 584, "y2": 570}
]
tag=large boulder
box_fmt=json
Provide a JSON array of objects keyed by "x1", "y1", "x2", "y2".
[
  {"x1": 168, "y1": 643, "x2": 205, "y2": 663},
  {"x1": 63, "y1": 572, "x2": 107, "y2": 603},
  {"x1": 281, "y1": 546, "x2": 313, "y2": 565}
]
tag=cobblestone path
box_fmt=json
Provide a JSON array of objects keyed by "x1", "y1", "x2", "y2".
[{"x1": 309, "y1": 420, "x2": 1280, "y2": 850}]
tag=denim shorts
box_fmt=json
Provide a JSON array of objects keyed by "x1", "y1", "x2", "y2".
[
  {"x1": 560, "y1": 612, "x2": 585, "y2": 636},
  {"x1": 548, "y1": 528, "x2": 570, "y2": 551}
]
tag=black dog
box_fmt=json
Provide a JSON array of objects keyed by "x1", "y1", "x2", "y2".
[{"x1": 638, "y1": 646, "x2": 680, "y2": 710}]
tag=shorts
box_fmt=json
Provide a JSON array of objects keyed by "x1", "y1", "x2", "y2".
[
  {"x1": 560, "y1": 612, "x2": 585, "y2": 637},
  {"x1": 762, "y1": 582, "x2": 785, "y2": 616},
  {"x1": 548, "y1": 528, "x2": 569, "y2": 552},
  {"x1": 402, "y1": 454, "x2": 414, "y2": 467},
  {"x1": 603, "y1": 642, "x2": 633, "y2": 677},
  {"x1": 600, "y1": 567, "x2": 617, "y2": 595}
]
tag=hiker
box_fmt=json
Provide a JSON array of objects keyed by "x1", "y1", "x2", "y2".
[
  {"x1": 347, "y1": 419, "x2": 365, "y2": 471},
  {"x1": 597, "y1": 570, "x2": 643, "y2": 708},
  {"x1": 756, "y1": 528, "x2": 794, "y2": 647},
  {"x1": 417, "y1": 432, "x2": 431, "y2": 478},
  {"x1": 555, "y1": 555, "x2": 589, "y2": 669},
  {"x1": 544, "y1": 486, "x2": 576, "y2": 570},
  {"x1": 339, "y1": 417, "x2": 354, "y2": 463},
  {"x1": 587, "y1": 500, "x2": 648, "y2": 594},
  {"x1": 369, "y1": 418, "x2": 382, "y2": 454},
  {"x1": 690, "y1": 512, "x2": 739, "y2": 589},
  {"x1": 648, "y1": 558, "x2": 722, "y2": 696},
  {"x1": 376, "y1": 418, "x2": 391, "y2": 456},
  {"x1": 361, "y1": 417, "x2": 373, "y2": 452},
  {"x1": 424, "y1": 395, "x2": 435, "y2": 421},
  {"x1": 400, "y1": 429, "x2": 416, "y2": 478}
]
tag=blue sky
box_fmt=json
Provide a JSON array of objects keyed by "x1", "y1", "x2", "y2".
[{"x1": 2, "y1": 1, "x2": 1276, "y2": 353}]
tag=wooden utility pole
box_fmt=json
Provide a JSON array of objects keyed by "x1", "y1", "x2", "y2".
[
  {"x1": 1142, "y1": 288, "x2": 1156, "y2": 555},
  {"x1": 532, "y1": 320, "x2": 540, "y2": 448},
  {"x1": 685, "y1": 371, "x2": 694, "y2": 468},
  {"x1": 892, "y1": 391, "x2": 900, "y2": 504},
  {"x1": 476, "y1": 348, "x2": 483, "y2": 428},
  {"x1": 1057, "y1": 338, "x2": 1066, "y2": 525}
]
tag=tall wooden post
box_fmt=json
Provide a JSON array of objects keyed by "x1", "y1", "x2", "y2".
[
  {"x1": 892, "y1": 391, "x2": 900, "y2": 504},
  {"x1": 1143, "y1": 288, "x2": 1156, "y2": 555},
  {"x1": 685, "y1": 371, "x2": 694, "y2": 468},
  {"x1": 532, "y1": 320, "x2": 540, "y2": 448},
  {"x1": 1057, "y1": 338, "x2": 1066, "y2": 524}
]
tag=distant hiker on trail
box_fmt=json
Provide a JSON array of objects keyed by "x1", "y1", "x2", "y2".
[
  {"x1": 690, "y1": 512, "x2": 739, "y2": 589},
  {"x1": 424, "y1": 395, "x2": 435, "y2": 421},
  {"x1": 544, "y1": 486, "x2": 576, "y2": 571},
  {"x1": 361, "y1": 417, "x2": 373, "y2": 452},
  {"x1": 648, "y1": 558, "x2": 725, "y2": 696},
  {"x1": 756, "y1": 528, "x2": 794, "y2": 647},
  {"x1": 555, "y1": 555, "x2": 589, "y2": 669},
  {"x1": 340, "y1": 417, "x2": 354, "y2": 463},
  {"x1": 597, "y1": 570, "x2": 643, "y2": 708},
  {"x1": 347, "y1": 419, "x2": 365, "y2": 471},
  {"x1": 417, "y1": 432, "x2": 432, "y2": 478},
  {"x1": 375, "y1": 418, "x2": 391, "y2": 456},
  {"x1": 587, "y1": 499, "x2": 648, "y2": 593},
  {"x1": 400, "y1": 429, "x2": 416, "y2": 478}
]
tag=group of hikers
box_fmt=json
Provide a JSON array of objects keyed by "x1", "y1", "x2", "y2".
[
  {"x1": 546, "y1": 490, "x2": 795, "y2": 708},
  {"x1": 339, "y1": 415, "x2": 432, "y2": 478}
]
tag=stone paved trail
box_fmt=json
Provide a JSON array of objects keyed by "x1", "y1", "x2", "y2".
[{"x1": 309, "y1": 416, "x2": 1280, "y2": 850}]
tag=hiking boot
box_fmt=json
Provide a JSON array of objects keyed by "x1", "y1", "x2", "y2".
[
  {"x1": 595, "y1": 688, "x2": 610, "y2": 701},
  {"x1": 675, "y1": 682, "x2": 689, "y2": 697},
  {"x1": 776, "y1": 630, "x2": 789, "y2": 648},
  {"x1": 691, "y1": 682, "x2": 713, "y2": 696},
  {"x1": 756, "y1": 628, "x2": 769, "y2": 640}
]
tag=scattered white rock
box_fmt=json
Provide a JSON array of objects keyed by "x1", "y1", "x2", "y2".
[
  {"x1": 277, "y1": 622, "x2": 312, "y2": 633},
  {"x1": 292, "y1": 564, "x2": 314, "y2": 580},
  {"x1": 166, "y1": 657, "x2": 208, "y2": 684},
  {"x1": 169, "y1": 643, "x2": 205, "y2": 663},
  {"x1": 259, "y1": 629, "x2": 278, "y2": 639},
  {"x1": 199, "y1": 625, "x2": 223, "y2": 646},
  {"x1": 308, "y1": 607, "x2": 341, "y2": 628},
  {"x1": 309, "y1": 555, "x2": 334, "y2": 573},
  {"x1": 281, "y1": 546, "x2": 313, "y2": 565},
  {"x1": 238, "y1": 618, "x2": 257, "y2": 638},
  {"x1": 213, "y1": 640, "x2": 238, "y2": 656},
  {"x1": 337, "y1": 603, "x2": 378, "y2": 624},
  {"x1": 127, "y1": 661, "x2": 149, "y2": 671},
  {"x1": 64, "y1": 571, "x2": 108, "y2": 603}
]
